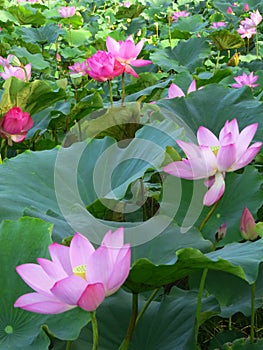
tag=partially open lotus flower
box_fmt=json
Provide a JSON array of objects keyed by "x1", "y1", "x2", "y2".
[{"x1": 0, "y1": 107, "x2": 34, "y2": 145}]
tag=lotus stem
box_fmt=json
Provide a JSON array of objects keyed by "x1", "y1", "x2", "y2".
[
  {"x1": 118, "y1": 293, "x2": 138, "y2": 350},
  {"x1": 90, "y1": 311, "x2": 99, "y2": 350}
]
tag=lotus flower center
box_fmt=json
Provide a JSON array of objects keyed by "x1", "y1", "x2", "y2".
[
  {"x1": 210, "y1": 146, "x2": 220, "y2": 156},
  {"x1": 73, "y1": 265, "x2": 86, "y2": 280}
]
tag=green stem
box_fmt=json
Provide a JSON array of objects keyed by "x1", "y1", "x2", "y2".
[
  {"x1": 229, "y1": 316, "x2": 232, "y2": 331},
  {"x1": 198, "y1": 200, "x2": 220, "y2": 232},
  {"x1": 195, "y1": 268, "x2": 208, "y2": 345},
  {"x1": 247, "y1": 38, "x2": 250, "y2": 55},
  {"x1": 255, "y1": 30, "x2": 259, "y2": 59},
  {"x1": 136, "y1": 288, "x2": 159, "y2": 326},
  {"x1": 250, "y1": 282, "x2": 256, "y2": 343},
  {"x1": 118, "y1": 293, "x2": 138, "y2": 350},
  {"x1": 168, "y1": 15, "x2": 172, "y2": 47},
  {"x1": 90, "y1": 311, "x2": 99, "y2": 350},
  {"x1": 65, "y1": 340, "x2": 72, "y2": 350},
  {"x1": 121, "y1": 72, "x2": 125, "y2": 106},
  {"x1": 69, "y1": 23, "x2": 73, "y2": 47},
  {"x1": 215, "y1": 50, "x2": 220, "y2": 70},
  {"x1": 108, "y1": 80, "x2": 113, "y2": 106}
]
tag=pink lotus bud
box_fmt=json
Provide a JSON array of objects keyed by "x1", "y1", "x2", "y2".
[
  {"x1": 0, "y1": 107, "x2": 34, "y2": 145},
  {"x1": 227, "y1": 6, "x2": 234, "y2": 14},
  {"x1": 56, "y1": 53, "x2": 61, "y2": 62},
  {"x1": 215, "y1": 223, "x2": 227, "y2": 242},
  {"x1": 244, "y1": 3, "x2": 249, "y2": 12},
  {"x1": 240, "y1": 208, "x2": 258, "y2": 241}
]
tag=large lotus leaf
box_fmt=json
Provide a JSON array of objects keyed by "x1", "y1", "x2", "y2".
[
  {"x1": 52, "y1": 288, "x2": 219, "y2": 350},
  {"x1": 0, "y1": 77, "x2": 66, "y2": 116},
  {"x1": 125, "y1": 239, "x2": 263, "y2": 293},
  {"x1": 150, "y1": 37, "x2": 211, "y2": 73},
  {"x1": 190, "y1": 263, "x2": 263, "y2": 318},
  {"x1": 169, "y1": 166, "x2": 263, "y2": 244},
  {"x1": 0, "y1": 217, "x2": 92, "y2": 349},
  {"x1": 0, "y1": 10, "x2": 19, "y2": 24},
  {"x1": 223, "y1": 338, "x2": 263, "y2": 349},
  {"x1": 156, "y1": 84, "x2": 263, "y2": 143},
  {"x1": 0, "y1": 118, "x2": 182, "y2": 243},
  {"x1": 8, "y1": 5, "x2": 46, "y2": 26},
  {"x1": 18, "y1": 23, "x2": 65, "y2": 44},
  {"x1": 171, "y1": 14, "x2": 207, "y2": 35},
  {"x1": 197, "y1": 167, "x2": 263, "y2": 244},
  {"x1": 209, "y1": 29, "x2": 245, "y2": 50},
  {"x1": 10, "y1": 46, "x2": 49, "y2": 70}
]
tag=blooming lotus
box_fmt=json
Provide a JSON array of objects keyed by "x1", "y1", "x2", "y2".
[
  {"x1": 211, "y1": 21, "x2": 226, "y2": 29},
  {"x1": 237, "y1": 24, "x2": 256, "y2": 38},
  {"x1": 86, "y1": 51, "x2": 124, "y2": 82},
  {"x1": 164, "y1": 119, "x2": 262, "y2": 206},
  {"x1": 0, "y1": 63, "x2": 31, "y2": 81},
  {"x1": 0, "y1": 107, "x2": 34, "y2": 145},
  {"x1": 68, "y1": 61, "x2": 89, "y2": 75},
  {"x1": 232, "y1": 72, "x2": 259, "y2": 88},
  {"x1": 250, "y1": 9, "x2": 262, "y2": 26},
  {"x1": 167, "y1": 80, "x2": 197, "y2": 99},
  {"x1": 58, "y1": 6, "x2": 76, "y2": 18},
  {"x1": 14, "y1": 228, "x2": 131, "y2": 313},
  {"x1": 240, "y1": 208, "x2": 258, "y2": 241},
  {"x1": 172, "y1": 10, "x2": 190, "y2": 22},
  {"x1": 106, "y1": 35, "x2": 152, "y2": 78}
]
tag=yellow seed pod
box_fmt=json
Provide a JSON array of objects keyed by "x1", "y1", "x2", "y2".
[{"x1": 227, "y1": 52, "x2": 241, "y2": 66}]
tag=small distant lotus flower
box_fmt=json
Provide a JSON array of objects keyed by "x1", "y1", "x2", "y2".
[
  {"x1": 240, "y1": 208, "x2": 258, "y2": 241},
  {"x1": 68, "y1": 61, "x2": 88, "y2": 75},
  {"x1": 164, "y1": 119, "x2": 262, "y2": 206},
  {"x1": 14, "y1": 228, "x2": 131, "y2": 314},
  {"x1": 122, "y1": 1, "x2": 131, "y2": 7},
  {"x1": 106, "y1": 35, "x2": 152, "y2": 78},
  {"x1": 232, "y1": 72, "x2": 259, "y2": 88},
  {"x1": 0, "y1": 63, "x2": 32, "y2": 81},
  {"x1": 244, "y1": 3, "x2": 249, "y2": 12},
  {"x1": 0, "y1": 107, "x2": 34, "y2": 145},
  {"x1": 172, "y1": 10, "x2": 190, "y2": 22},
  {"x1": 86, "y1": 51, "x2": 124, "y2": 82},
  {"x1": 167, "y1": 80, "x2": 197, "y2": 99},
  {"x1": 211, "y1": 21, "x2": 226, "y2": 29},
  {"x1": 58, "y1": 6, "x2": 76, "y2": 18}
]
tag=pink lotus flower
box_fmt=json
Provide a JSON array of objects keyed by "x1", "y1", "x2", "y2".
[
  {"x1": 106, "y1": 35, "x2": 152, "y2": 78},
  {"x1": 232, "y1": 72, "x2": 259, "y2": 88},
  {"x1": 86, "y1": 51, "x2": 124, "y2": 82},
  {"x1": 0, "y1": 63, "x2": 31, "y2": 81},
  {"x1": 58, "y1": 6, "x2": 76, "y2": 18},
  {"x1": 0, "y1": 107, "x2": 34, "y2": 144},
  {"x1": 14, "y1": 228, "x2": 131, "y2": 314},
  {"x1": 164, "y1": 119, "x2": 262, "y2": 206},
  {"x1": 167, "y1": 80, "x2": 197, "y2": 98},
  {"x1": 211, "y1": 21, "x2": 226, "y2": 29},
  {"x1": 240, "y1": 208, "x2": 258, "y2": 240},
  {"x1": 172, "y1": 10, "x2": 190, "y2": 22},
  {"x1": 68, "y1": 61, "x2": 89, "y2": 75}
]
